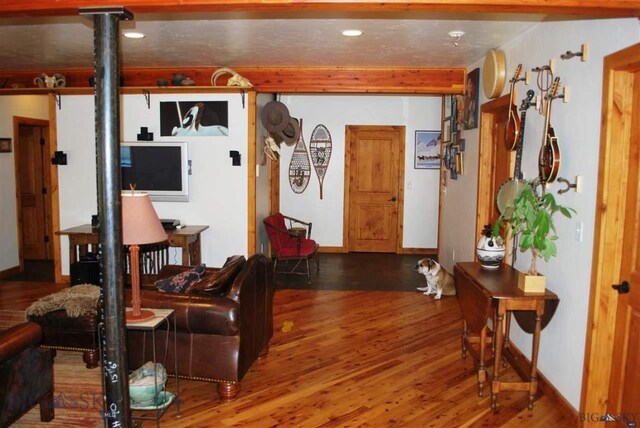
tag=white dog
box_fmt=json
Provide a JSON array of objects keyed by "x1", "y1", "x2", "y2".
[{"x1": 415, "y1": 258, "x2": 456, "y2": 300}]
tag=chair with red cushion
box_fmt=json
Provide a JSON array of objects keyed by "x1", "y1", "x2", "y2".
[{"x1": 263, "y1": 213, "x2": 319, "y2": 283}]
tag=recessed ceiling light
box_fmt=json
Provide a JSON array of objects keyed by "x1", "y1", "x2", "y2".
[
  {"x1": 123, "y1": 31, "x2": 145, "y2": 39},
  {"x1": 342, "y1": 29, "x2": 363, "y2": 37}
]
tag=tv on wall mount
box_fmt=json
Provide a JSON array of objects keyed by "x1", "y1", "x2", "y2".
[{"x1": 120, "y1": 141, "x2": 190, "y2": 202}]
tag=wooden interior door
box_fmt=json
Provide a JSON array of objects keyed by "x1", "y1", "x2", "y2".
[
  {"x1": 476, "y1": 95, "x2": 514, "y2": 258},
  {"x1": 606, "y1": 65, "x2": 640, "y2": 425},
  {"x1": 18, "y1": 124, "x2": 51, "y2": 260},
  {"x1": 345, "y1": 125, "x2": 404, "y2": 253},
  {"x1": 581, "y1": 43, "x2": 640, "y2": 427}
]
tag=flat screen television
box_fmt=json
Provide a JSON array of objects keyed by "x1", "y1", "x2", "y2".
[{"x1": 120, "y1": 141, "x2": 189, "y2": 202}]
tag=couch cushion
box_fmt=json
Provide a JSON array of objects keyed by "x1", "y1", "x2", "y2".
[
  {"x1": 186, "y1": 255, "x2": 246, "y2": 295},
  {"x1": 155, "y1": 264, "x2": 206, "y2": 293}
]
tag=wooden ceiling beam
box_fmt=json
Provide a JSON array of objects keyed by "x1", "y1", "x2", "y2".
[
  {"x1": 0, "y1": 67, "x2": 466, "y2": 94},
  {"x1": 0, "y1": 0, "x2": 638, "y2": 18}
]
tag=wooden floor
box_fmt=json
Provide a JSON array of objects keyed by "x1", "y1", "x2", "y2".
[{"x1": 0, "y1": 254, "x2": 572, "y2": 427}]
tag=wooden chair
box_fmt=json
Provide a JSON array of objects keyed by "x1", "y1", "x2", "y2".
[{"x1": 263, "y1": 213, "x2": 319, "y2": 283}]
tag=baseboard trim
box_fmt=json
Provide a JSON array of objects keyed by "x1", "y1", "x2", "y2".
[
  {"x1": 399, "y1": 248, "x2": 437, "y2": 255},
  {"x1": 0, "y1": 265, "x2": 20, "y2": 280},
  {"x1": 318, "y1": 246, "x2": 346, "y2": 253},
  {"x1": 505, "y1": 341, "x2": 579, "y2": 425}
]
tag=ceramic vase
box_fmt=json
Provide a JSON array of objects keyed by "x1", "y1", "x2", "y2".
[{"x1": 476, "y1": 235, "x2": 506, "y2": 269}]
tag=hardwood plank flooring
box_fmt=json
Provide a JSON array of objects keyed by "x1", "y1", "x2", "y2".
[{"x1": 0, "y1": 255, "x2": 572, "y2": 427}]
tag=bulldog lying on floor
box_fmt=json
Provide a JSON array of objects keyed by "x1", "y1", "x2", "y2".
[{"x1": 415, "y1": 258, "x2": 456, "y2": 300}]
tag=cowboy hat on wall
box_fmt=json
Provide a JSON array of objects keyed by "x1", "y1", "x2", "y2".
[{"x1": 261, "y1": 101, "x2": 300, "y2": 146}]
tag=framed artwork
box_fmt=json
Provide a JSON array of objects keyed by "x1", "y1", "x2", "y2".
[
  {"x1": 415, "y1": 130, "x2": 442, "y2": 169},
  {"x1": 442, "y1": 144, "x2": 451, "y2": 170},
  {"x1": 463, "y1": 68, "x2": 480, "y2": 130},
  {"x1": 458, "y1": 138, "x2": 466, "y2": 152},
  {"x1": 443, "y1": 95, "x2": 452, "y2": 119},
  {"x1": 442, "y1": 118, "x2": 451, "y2": 143},
  {"x1": 451, "y1": 96, "x2": 458, "y2": 133},
  {"x1": 456, "y1": 152, "x2": 464, "y2": 175},
  {"x1": 449, "y1": 144, "x2": 458, "y2": 171},
  {"x1": 160, "y1": 101, "x2": 229, "y2": 136},
  {"x1": 0, "y1": 138, "x2": 11, "y2": 153}
]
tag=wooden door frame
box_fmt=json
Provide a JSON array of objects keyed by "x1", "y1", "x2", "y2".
[
  {"x1": 580, "y1": 43, "x2": 640, "y2": 425},
  {"x1": 12, "y1": 101, "x2": 59, "y2": 277},
  {"x1": 475, "y1": 94, "x2": 511, "y2": 249},
  {"x1": 343, "y1": 125, "x2": 406, "y2": 254}
]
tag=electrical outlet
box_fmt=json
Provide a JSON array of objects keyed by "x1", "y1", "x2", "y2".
[
  {"x1": 260, "y1": 243, "x2": 264, "y2": 253},
  {"x1": 452, "y1": 249, "x2": 456, "y2": 261}
]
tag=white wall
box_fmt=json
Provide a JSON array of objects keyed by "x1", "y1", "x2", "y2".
[
  {"x1": 55, "y1": 92, "x2": 250, "y2": 275},
  {"x1": 438, "y1": 18, "x2": 639, "y2": 409},
  {"x1": 0, "y1": 95, "x2": 49, "y2": 271},
  {"x1": 279, "y1": 95, "x2": 442, "y2": 249}
]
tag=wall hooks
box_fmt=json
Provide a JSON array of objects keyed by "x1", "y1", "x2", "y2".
[
  {"x1": 54, "y1": 92, "x2": 61, "y2": 110},
  {"x1": 561, "y1": 43, "x2": 589, "y2": 62},
  {"x1": 240, "y1": 90, "x2": 246, "y2": 109},
  {"x1": 142, "y1": 89, "x2": 151, "y2": 109},
  {"x1": 557, "y1": 176, "x2": 582, "y2": 194}
]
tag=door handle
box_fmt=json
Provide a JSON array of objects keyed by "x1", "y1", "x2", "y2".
[
  {"x1": 388, "y1": 197, "x2": 397, "y2": 202},
  {"x1": 612, "y1": 281, "x2": 630, "y2": 294}
]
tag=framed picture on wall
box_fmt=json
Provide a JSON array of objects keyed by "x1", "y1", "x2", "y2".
[
  {"x1": 444, "y1": 95, "x2": 452, "y2": 119},
  {"x1": 442, "y1": 119, "x2": 451, "y2": 143},
  {"x1": 415, "y1": 130, "x2": 442, "y2": 169},
  {"x1": 0, "y1": 138, "x2": 11, "y2": 153},
  {"x1": 160, "y1": 100, "x2": 229, "y2": 137},
  {"x1": 463, "y1": 68, "x2": 480, "y2": 130}
]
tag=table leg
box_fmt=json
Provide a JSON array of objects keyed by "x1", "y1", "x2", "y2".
[
  {"x1": 461, "y1": 320, "x2": 468, "y2": 359},
  {"x1": 503, "y1": 311, "x2": 512, "y2": 368},
  {"x1": 528, "y1": 310, "x2": 543, "y2": 410},
  {"x1": 492, "y1": 311, "x2": 505, "y2": 412},
  {"x1": 478, "y1": 326, "x2": 487, "y2": 397}
]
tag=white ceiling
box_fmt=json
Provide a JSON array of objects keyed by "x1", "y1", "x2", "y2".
[{"x1": 0, "y1": 12, "x2": 547, "y2": 71}]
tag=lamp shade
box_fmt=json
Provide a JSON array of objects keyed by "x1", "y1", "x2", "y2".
[{"x1": 122, "y1": 192, "x2": 167, "y2": 245}]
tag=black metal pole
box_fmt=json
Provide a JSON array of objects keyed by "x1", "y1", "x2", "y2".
[{"x1": 80, "y1": 6, "x2": 133, "y2": 427}]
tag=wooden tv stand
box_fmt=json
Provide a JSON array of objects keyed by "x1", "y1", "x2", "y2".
[{"x1": 454, "y1": 262, "x2": 559, "y2": 411}]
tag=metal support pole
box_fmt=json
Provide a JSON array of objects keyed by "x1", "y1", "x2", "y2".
[{"x1": 79, "y1": 6, "x2": 133, "y2": 427}]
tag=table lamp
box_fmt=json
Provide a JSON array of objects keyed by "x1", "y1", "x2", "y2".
[{"x1": 122, "y1": 191, "x2": 167, "y2": 322}]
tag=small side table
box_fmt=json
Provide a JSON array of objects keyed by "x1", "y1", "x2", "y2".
[{"x1": 126, "y1": 308, "x2": 181, "y2": 426}]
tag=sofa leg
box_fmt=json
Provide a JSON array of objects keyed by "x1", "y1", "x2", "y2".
[
  {"x1": 217, "y1": 381, "x2": 240, "y2": 402},
  {"x1": 39, "y1": 390, "x2": 54, "y2": 422},
  {"x1": 259, "y1": 344, "x2": 269, "y2": 359},
  {"x1": 83, "y1": 350, "x2": 99, "y2": 369}
]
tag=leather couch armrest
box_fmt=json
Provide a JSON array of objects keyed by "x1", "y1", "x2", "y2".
[
  {"x1": 0, "y1": 322, "x2": 42, "y2": 364},
  {"x1": 134, "y1": 290, "x2": 239, "y2": 336},
  {"x1": 156, "y1": 265, "x2": 220, "y2": 281}
]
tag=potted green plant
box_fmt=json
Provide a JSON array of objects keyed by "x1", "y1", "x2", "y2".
[{"x1": 492, "y1": 182, "x2": 575, "y2": 292}]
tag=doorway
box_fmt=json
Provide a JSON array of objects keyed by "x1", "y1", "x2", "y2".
[
  {"x1": 475, "y1": 95, "x2": 514, "y2": 259},
  {"x1": 343, "y1": 125, "x2": 405, "y2": 253},
  {"x1": 13, "y1": 117, "x2": 54, "y2": 278},
  {"x1": 580, "y1": 43, "x2": 640, "y2": 426}
]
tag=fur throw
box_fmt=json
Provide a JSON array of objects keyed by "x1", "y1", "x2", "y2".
[{"x1": 26, "y1": 284, "x2": 100, "y2": 318}]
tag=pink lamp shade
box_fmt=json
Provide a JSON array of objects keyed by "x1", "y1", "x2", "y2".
[{"x1": 122, "y1": 192, "x2": 167, "y2": 245}]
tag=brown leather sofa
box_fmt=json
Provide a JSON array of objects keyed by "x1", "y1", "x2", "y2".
[
  {"x1": 0, "y1": 322, "x2": 54, "y2": 426},
  {"x1": 127, "y1": 253, "x2": 274, "y2": 402}
]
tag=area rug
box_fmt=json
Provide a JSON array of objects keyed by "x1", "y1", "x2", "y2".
[{"x1": 25, "y1": 284, "x2": 100, "y2": 318}]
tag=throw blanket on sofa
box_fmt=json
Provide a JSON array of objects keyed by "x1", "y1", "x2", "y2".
[{"x1": 25, "y1": 284, "x2": 100, "y2": 318}]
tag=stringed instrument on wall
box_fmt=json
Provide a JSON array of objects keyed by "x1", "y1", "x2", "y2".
[
  {"x1": 497, "y1": 89, "x2": 536, "y2": 215},
  {"x1": 504, "y1": 64, "x2": 523, "y2": 151},
  {"x1": 538, "y1": 77, "x2": 562, "y2": 183}
]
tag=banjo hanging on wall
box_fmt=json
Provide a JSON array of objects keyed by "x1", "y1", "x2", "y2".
[
  {"x1": 288, "y1": 118, "x2": 312, "y2": 194},
  {"x1": 309, "y1": 124, "x2": 332, "y2": 199}
]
